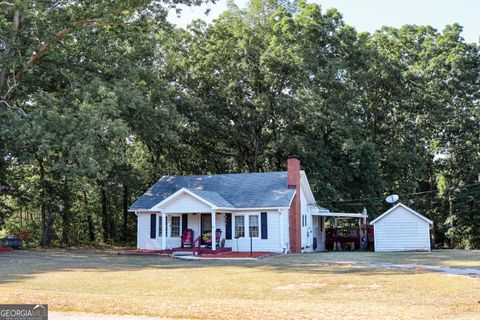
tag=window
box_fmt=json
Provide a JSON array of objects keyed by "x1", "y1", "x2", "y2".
[
  {"x1": 249, "y1": 215, "x2": 259, "y2": 238},
  {"x1": 302, "y1": 215, "x2": 308, "y2": 227},
  {"x1": 171, "y1": 216, "x2": 180, "y2": 237},
  {"x1": 235, "y1": 216, "x2": 245, "y2": 238}
]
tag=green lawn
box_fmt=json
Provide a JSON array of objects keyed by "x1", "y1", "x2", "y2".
[{"x1": 1, "y1": 249, "x2": 479, "y2": 320}]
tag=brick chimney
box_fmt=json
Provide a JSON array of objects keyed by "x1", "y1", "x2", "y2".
[{"x1": 287, "y1": 156, "x2": 302, "y2": 253}]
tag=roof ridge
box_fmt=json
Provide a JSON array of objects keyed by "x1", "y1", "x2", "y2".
[{"x1": 161, "y1": 171, "x2": 287, "y2": 179}]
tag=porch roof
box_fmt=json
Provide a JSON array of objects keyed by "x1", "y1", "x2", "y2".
[
  {"x1": 185, "y1": 188, "x2": 233, "y2": 207},
  {"x1": 129, "y1": 171, "x2": 296, "y2": 211},
  {"x1": 310, "y1": 206, "x2": 367, "y2": 218}
]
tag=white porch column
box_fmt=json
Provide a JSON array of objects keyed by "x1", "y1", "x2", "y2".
[
  {"x1": 211, "y1": 209, "x2": 216, "y2": 250},
  {"x1": 161, "y1": 212, "x2": 167, "y2": 250},
  {"x1": 279, "y1": 209, "x2": 284, "y2": 251},
  {"x1": 135, "y1": 211, "x2": 140, "y2": 250}
]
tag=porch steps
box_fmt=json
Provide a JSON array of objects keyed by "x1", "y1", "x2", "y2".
[{"x1": 171, "y1": 251, "x2": 194, "y2": 257}]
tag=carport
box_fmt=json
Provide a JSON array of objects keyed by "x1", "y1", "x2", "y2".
[{"x1": 311, "y1": 207, "x2": 370, "y2": 251}]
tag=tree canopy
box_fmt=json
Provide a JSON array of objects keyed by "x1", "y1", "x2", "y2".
[{"x1": 1, "y1": 0, "x2": 479, "y2": 248}]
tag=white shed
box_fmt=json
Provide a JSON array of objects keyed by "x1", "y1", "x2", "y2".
[{"x1": 370, "y1": 203, "x2": 433, "y2": 252}]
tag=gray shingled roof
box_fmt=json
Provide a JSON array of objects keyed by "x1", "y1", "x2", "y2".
[
  {"x1": 129, "y1": 172, "x2": 296, "y2": 210},
  {"x1": 185, "y1": 188, "x2": 233, "y2": 207}
]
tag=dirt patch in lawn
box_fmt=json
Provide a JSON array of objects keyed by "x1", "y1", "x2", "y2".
[
  {"x1": 340, "y1": 283, "x2": 382, "y2": 291},
  {"x1": 273, "y1": 282, "x2": 327, "y2": 291}
]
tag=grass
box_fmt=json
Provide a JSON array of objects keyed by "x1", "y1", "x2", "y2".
[
  {"x1": 275, "y1": 250, "x2": 480, "y2": 268},
  {"x1": 0, "y1": 249, "x2": 479, "y2": 320}
]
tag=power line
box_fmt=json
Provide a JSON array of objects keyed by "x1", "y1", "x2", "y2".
[{"x1": 316, "y1": 182, "x2": 480, "y2": 205}]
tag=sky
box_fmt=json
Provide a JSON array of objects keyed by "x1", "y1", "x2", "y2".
[{"x1": 167, "y1": 0, "x2": 480, "y2": 43}]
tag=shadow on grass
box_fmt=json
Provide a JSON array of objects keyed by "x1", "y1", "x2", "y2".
[{"x1": 0, "y1": 248, "x2": 439, "y2": 285}]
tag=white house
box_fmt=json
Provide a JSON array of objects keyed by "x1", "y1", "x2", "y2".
[
  {"x1": 370, "y1": 203, "x2": 433, "y2": 252},
  {"x1": 129, "y1": 157, "x2": 326, "y2": 254}
]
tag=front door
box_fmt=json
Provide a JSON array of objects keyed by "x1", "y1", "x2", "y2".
[{"x1": 201, "y1": 214, "x2": 212, "y2": 245}]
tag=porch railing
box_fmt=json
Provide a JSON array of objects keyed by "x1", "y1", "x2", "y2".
[
  {"x1": 326, "y1": 227, "x2": 360, "y2": 244},
  {"x1": 192, "y1": 235, "x2": 202, "y2": 256}
]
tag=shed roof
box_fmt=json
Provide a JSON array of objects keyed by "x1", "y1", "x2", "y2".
[
  {"x1": 370, "y1": 203, "x2": 433, "y2": 225},
  {"x1": 129, "y1": 171, "x2": 296, "y2": 210}
]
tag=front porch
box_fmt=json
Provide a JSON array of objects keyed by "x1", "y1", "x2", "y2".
[
  {"x1": 139, "y1": 210, "x2": 227, "y2": 252},
  {"x1": 135, "y1": 188, "x2": 236, "y2": 252},
  {"x1": 126, "y1": 248, "x2": 280, "y2": 259},
  {"x1": 130, "y1": 246, "x2": 232, "y2": 255}
]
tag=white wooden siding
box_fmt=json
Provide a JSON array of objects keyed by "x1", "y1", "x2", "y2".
[
  {"x1": 215, "y1": 213, "x2": 226, "y2": 241},
  {"x1": 312, "y1": 216, "x2": 326, "y2": 251},
  {"x1": 300, "y1": 187, "x2": 314, "y2": 250},
  {"x1": 281, "y1": 209, "x2": 289, "y2": 251},
  {"x1": 137, "y1": 213, "x2": 161, "y2": 250},
  {"x1": 162, "y1": 193, "x2": 211, "y2": 213},
  {"x1": 187, "y1": 213, "x2": 201, "y2": 236},
  {"x1": 224, "y1": 211, "x2": 283, "y2": 252},
  {"x1": 373, "y1": 206, "x2": 431, "y2": 252},
  {"x1": 136, "y1": 213, "x2": 185, "y2": 249},
  {"x1": 299, "y1": 185, "x2": 318, "y2": 252}
]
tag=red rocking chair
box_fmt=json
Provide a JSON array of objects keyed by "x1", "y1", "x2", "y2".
[
  {"x1": 181, "y1": 229, "x2": 194, "y2": 248},
  {"x1": 205, "y1": 229, "x2": 222, "y2": 248}
]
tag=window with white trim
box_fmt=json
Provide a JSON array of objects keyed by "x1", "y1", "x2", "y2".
[
  {"x1": 249, "y1": 215, "x2": 259, "y2": 238},
  {"x1": 235, "y1": 215, "x2": 245, "y2": 238},
  {"x1": 171, "y1": 216, "x2": 180, "y2": 237}
]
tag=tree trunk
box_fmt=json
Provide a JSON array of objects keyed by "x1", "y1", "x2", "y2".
[
  {"x1": 101, "y1": 184, "x2": 109, "y2": 242},
  {"x1": 87, "y1": 215, "x2": 95, "y2": 243},
  {"x1": 449, "y1": 195, "x2": 454, "y2": 248},
  {"x1": 39, "y1": 159, "x2": 50, "y2": 247},
  {"x1": 123, "y1": 182, "x2": 129, "y2": 242},
  {"x1": 83, "y1": 190, "x2": 95, "y2": 242},
  {"x1": 247, "y1": 129, "x2": 260, "y2": 172},
  {"x1": 62, "y1": 176, "x2": 71, "y2": 246},
  {"x1": 253, "y1": 131, "x2": 259, "y2": 172}
]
